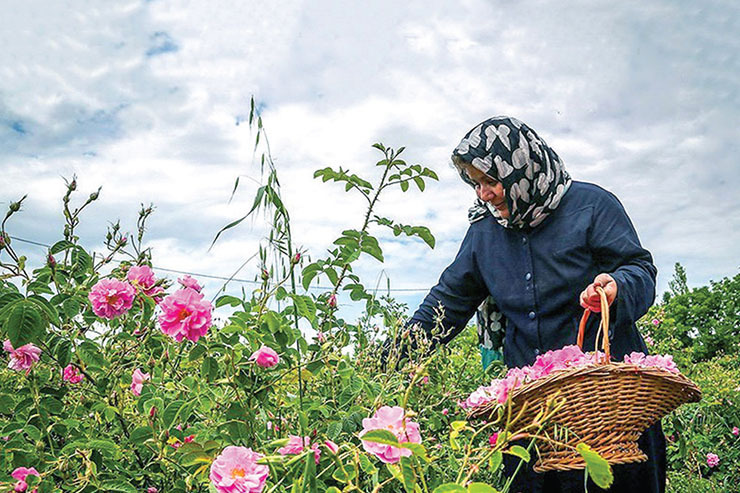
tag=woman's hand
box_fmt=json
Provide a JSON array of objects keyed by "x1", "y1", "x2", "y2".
[{"x1": 580, "y1": 273, "x2": 618, "y2": 312}]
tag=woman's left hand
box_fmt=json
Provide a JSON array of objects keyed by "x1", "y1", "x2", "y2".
[{"x1": 580, "y1": 273, "x2": 618, "y2": 312}]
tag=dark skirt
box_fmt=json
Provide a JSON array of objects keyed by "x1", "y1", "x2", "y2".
[{"x1": 503, "y1": 422, "x2": 666, "y2": 493}]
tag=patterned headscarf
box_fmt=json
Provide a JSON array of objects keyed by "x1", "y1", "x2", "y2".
[{"x1": 453, "y1": 116, "x2": 572, "y2": 230}]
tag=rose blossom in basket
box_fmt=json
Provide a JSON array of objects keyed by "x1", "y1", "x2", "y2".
[
  {"x1": 158, "y1": 288, "x2": 213, "y2": 343},
  {"x1": 3, "y1": 340, "x2": 41, "y2": 374},
  {"x1": 360, "y1": 406, "x2": 421, "y2": 464},
  {"x1": 623, "y1": 352, "x2": 678, "y2": 373},
  {"x1": 210, "y1": 446, "x2": 269, "y2": 493},
  {"x1": 88, "y1": 278, "x2": 135, "y2": 319}
]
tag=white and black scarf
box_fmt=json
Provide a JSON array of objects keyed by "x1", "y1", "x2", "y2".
[{"x1": 453, "y1": 116, "x2": 572, "y2": 360}]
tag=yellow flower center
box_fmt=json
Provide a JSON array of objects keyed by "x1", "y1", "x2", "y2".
[{"x1": 231, "y1": 467, "x2": 246, "y2": 478}]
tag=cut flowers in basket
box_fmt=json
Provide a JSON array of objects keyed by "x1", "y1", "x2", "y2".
[{"x1": 461, "y1": 345, "x2": 679, "y2": 410}]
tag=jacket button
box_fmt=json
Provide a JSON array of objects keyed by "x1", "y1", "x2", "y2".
[
  {"x1": 528, "y1": 311, "x2": 536, "y2": 320},
  {"x1": 525, "y1": 272, "x2": 532, "y2": 281},
  {"x1": 522, "y1": 237, "x2": 528, "y2": 244},
  {"x1": 534, "y1": 348, "x2": 540, "y2": 355}
]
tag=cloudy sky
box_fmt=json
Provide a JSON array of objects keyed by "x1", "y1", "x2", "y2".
[{"x1": 1, "y1": 0, "x2": 738, "y2": 324}]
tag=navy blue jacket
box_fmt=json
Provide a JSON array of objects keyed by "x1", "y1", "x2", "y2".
[
  {"x1": 408, "y1": 181, "x2": 665, "y2": 492},
  {"x1": 409, "y1": 181, "x2": 655, "y2": 368}
]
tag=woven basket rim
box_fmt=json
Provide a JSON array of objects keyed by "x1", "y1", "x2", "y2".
[{"x1": 469, "y1": 361, "x2": 702, "y2": 419}]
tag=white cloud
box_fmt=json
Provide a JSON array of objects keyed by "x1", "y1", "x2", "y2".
[{"x1": 1, "y1": 0, "x2": 738, "y2": 327}]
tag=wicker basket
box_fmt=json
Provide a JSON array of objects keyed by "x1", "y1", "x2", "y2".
[{"x1": 470, "y1": 288, "x2": 701, "y2": 472}]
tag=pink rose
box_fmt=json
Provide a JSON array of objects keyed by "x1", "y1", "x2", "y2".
[
  {"x1": 249, "y1": 346, "x2": 279, "y2": 368},
  {"x1": 360, "y1": 406, "x2": 422, "y2": 464},
  {"x1": 11, "y1": 467, "x2": 39, "y2": 493},
  {"x1": 317, "y1": 331, "x2": 326, "y2": 343},
  {"x1": 210, "y1": 446, "x2": 270, "y2": 493},
  {"x1": 442, "y1": 408, "x2": 449, "y2": 416},
  {"x1": 489, "y1": 432, "x2": 499, "y2": 447},
  {"x1": 158, "y1": 288, "x2": 213, "y2": 343},
  {"x1": 623, "y1": 352, "x2": 647, "y2": 366},
  {"x1": 328, "y1": 294, "x2": 337, "y2": 308},
  {"x1": 706, "y1": 452, "x2": 719, "y2": 468},
  {"x1": 324, "y1": 440, "x2": 339, "y2": 455},
  {"x1": 644, "y1": 335, "x2": 655, "y2": 345},
  {"x1": 184, "y1": 434, "x2": 195, "y2": 444},
  {"x1": 88, "y1": 278, "x2": 135, "y2": 319},
  {"x1": 3, "y1": 340, "x2": 41, "y2": 374},
  {"x1": 130, "y1": 368, "x2": 150, "y2": 396},
  {"x1": 62, "y1": 364, "x2": 84, "y2": 384},
  {"x1": 147, "y1": 488, "x2": 158, "y2": 493},
  {"x1": 277, "y1": 435, "x2": 320, "y2": 464},
  {"x1": 178, "y1": 275, "x2": 203, "y2": 292},
  {"x1": 127, "y1": 265, "x2": 156, "y2": 291},
  {"x1": 732, "y1": 426, "x2": 739, "y2": 436},
  {"x1": 652, "y1": 318, "x2": 661, "y2": 326}
]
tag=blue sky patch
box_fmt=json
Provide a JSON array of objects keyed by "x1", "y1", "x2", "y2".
[
  {"x1": 9, "y1": 121, "x2": 27, "y2": 135},
  {"x1": 146, "y1": 32, "x2": 179, "y2": 57}
]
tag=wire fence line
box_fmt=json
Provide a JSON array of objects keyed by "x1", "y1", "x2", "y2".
[{"x1": 6, "y1": 235, "x2": 430, "y2": 293}]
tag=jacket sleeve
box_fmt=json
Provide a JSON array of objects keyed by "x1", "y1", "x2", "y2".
[
  {"x1": 406, "y1": 226, "x2": 488, "y2": 347},
  {"x1": 589, "y1": 191, "x2": 657, "y2": 331}
]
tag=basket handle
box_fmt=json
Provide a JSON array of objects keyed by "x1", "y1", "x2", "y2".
[{"x1": 576, "y1": 286, "x2": 611, "y2": 363}]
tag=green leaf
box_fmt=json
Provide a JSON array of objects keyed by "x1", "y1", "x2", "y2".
[
  {"x1": 360, "y1": 429, "x2": 399, "y2": 446},
  {"x1": 99, "y1": 480, "x2": 137, "y2": 493},
  {"x1": 467, "y1": 483, "x2": 499, "y2": 493},
  {"x1": 450, "y1": 420, "x2": 467, "y2": 432},
  {"x1": 78, "y1": 340, "x2": 108, "y2": 369},
  {"x1": 413, "y1": 176, "x2": 425, "y2": 191},
  {"x1": 399, "y1": 442, "x2": 429, "y2": 462},
  {"x1": 327, "y1": 421, "x2": 343, "y2": 441},
  {"x1": 506, "y1": 445, "x2": 530, "y2": 463},
  {"x1": 201, "y1": 357, "x2": 218, "y2": 381},
  {"x1": 5, "y1": 300, "x2": 45, "y2": 347},
  {"x1": 290, "y1": 294, "x2": 316, "y2": 323},
  {"x1": 413, "y1": 226, "x2": 435, "y2": 248},
  {"x1": 86, "y1": 439, "x2": 119, "y2": 456},
  {"x1": 488, "y1": 450, "x2": 503, "y2": 472},
  {"x1": 400, "y1": 180, "x2": 409, "y2": 192},
  {"x1": 70, "y1": 246, "x2": 92, "y2": 276},
  {"x1": 50, "y1": 240, "x2": 75, "y2": 255},
  {"x1": 62, "y1": 297, "x2": 81, "y2": 318},
  {"x1": 358, "y1": 453, "x2": 378, "y2": 474},
  {"x1": 264, "y1": 311, "x2": 281, "y2": 333},
  {"x1": 55, "y1": 338, "x2": 72, "y2": 367},
  {"x1": 576, "y1": 443, "x2": 613, "y2": 489},
  {"x1": 162, "y1": 400, "x2": 186, "y2": 430},
  {"x1": 188, "y1": 344, "x2": 207, "y2": 362},
  {"x1": 399, "y1": 456, "x2": 416, "y2": 493},
  {"x1": 433, "y1": 484, "x2": 466, "y2": 493},
  {"x1": 215, "y1": 295, "x2": 243, "y2": 308},
  {"x1": 0, "y1": 292, "x2": 23, "y2": 311},
  {"x1": 129, "y1": 426, "x2": 153, "y2": 444}
]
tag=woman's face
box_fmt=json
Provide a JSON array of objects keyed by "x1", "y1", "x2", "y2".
[{"x1": 464, "y1": 165, "x2": 510, "y2": 219}]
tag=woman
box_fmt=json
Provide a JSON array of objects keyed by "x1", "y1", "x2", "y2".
[{"x1": 407, "y1": 116, "x2": 665, "y2": 492}]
